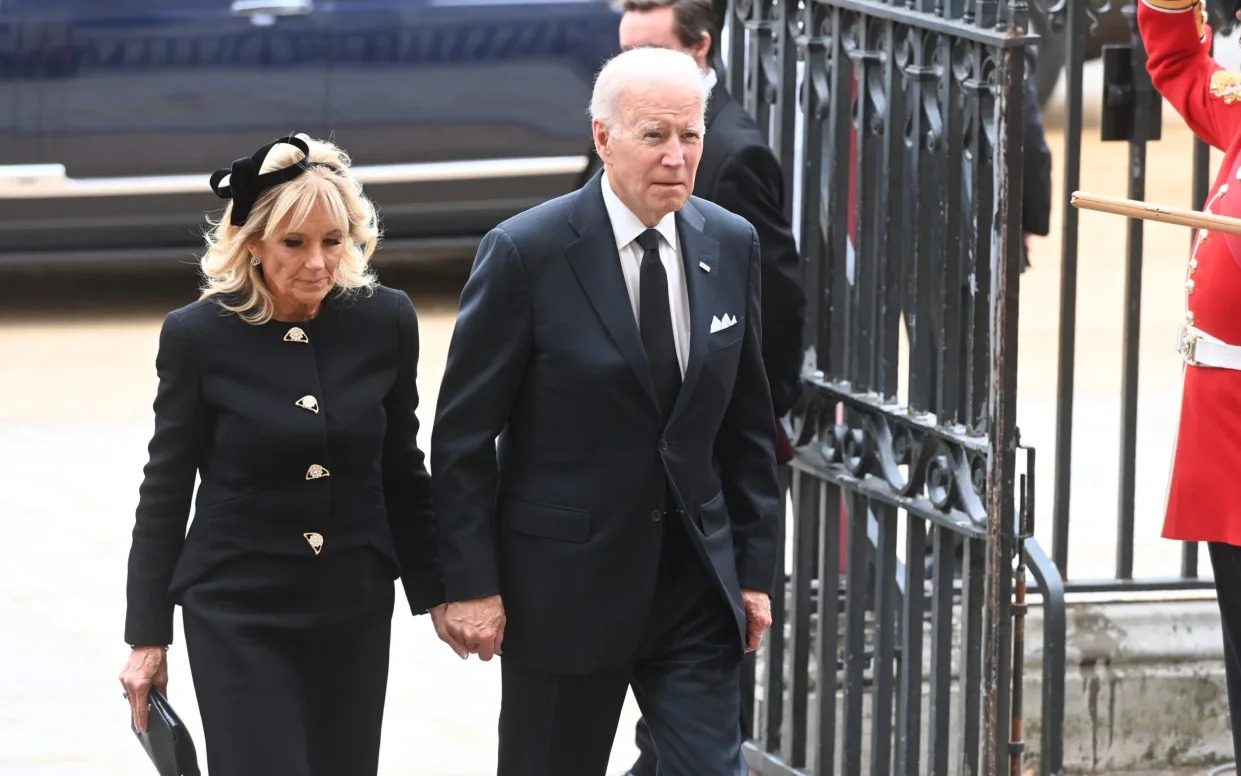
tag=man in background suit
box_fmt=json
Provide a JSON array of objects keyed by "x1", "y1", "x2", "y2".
[
  {"x1": 617, "y1": 0, "x2": 806, "y2": 770},
  {"x1": 429, "y1": 46, "x2": 782, "y2": 776},
  {"x1": 620, "y1": 0, "x2": 805, "y2": 430}
]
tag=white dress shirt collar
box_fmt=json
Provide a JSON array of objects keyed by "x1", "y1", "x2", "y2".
[
  {"x1": 704, "y1": 67, "x2": 718, "y2": 92},
  {"x1": 600, "y1": 171, "x2": 679, "y2": 254}
]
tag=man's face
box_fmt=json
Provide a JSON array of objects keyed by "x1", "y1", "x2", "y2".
[
  {"x1": 619, "y1": 7, "x2": 710, "y2": 69},
  {"x1": 593, "y1": 78, "x2": 704, "y2": 226}
]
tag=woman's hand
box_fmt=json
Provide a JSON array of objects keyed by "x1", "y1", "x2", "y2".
[
  {"x1": 430, "y1": 603, "x2": 470, "y2": 659},
  {"x1": 119, "y1": 646, "x2": 169, "y2": 733}
]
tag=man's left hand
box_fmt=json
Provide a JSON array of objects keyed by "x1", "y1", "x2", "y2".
[{"x1": 740, "y1": 589, "x2": 772, "y2": 652}]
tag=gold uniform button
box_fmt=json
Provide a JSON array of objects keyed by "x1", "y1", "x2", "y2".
[
  {"x1": 306, "y1": 464, "x2": 330, "y2": 480},
  {"x1": 284, "y1": 326, "x2": 309, "y2": 344},
  {"x1": 303, "y1": 531, "x2": 324, "y2": 556},
  {"x1": 1186, "y1": 279, "x2": 1196, "y2": 293},
  {"x1": 1187, "y1": 310, "x2": 1196, "y2": 325},
  {"x1": 295, "y1": 395, "x2": 319, "y2": 414},
  {"x1": 1189, "y1": 258, "x2": 1199, "y2": 272}
]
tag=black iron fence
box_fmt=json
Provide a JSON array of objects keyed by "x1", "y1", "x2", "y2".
[
  {"x1": 713, "y1": 0, "x2": 1074, "y2": 773},
  {"x1": 717, "y1": 0, "x2": 1241, "y2": 770}
]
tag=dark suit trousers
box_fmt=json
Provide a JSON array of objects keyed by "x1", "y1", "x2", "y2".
[
  {"x1": 180, "y1": 551, "x2": 395, "y2": 776},
  {"x1": 1209, "y1": 541, "x2": 1241, "y2": 756},
  {"x1": 497, "y1": 517, "x2": 744, "y2": 776}
]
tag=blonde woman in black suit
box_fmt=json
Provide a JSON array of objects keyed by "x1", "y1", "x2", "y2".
[{"x1": 117, "y1": 134, "x2": 457, "y2": 776}]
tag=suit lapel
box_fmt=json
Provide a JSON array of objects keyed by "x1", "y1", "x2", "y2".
[
  {"x1": 565, "y1": 174, "x2": 661, "y2": 413},
  {"x1": 668, "y1": 201, "x2": 719, "y2": 425}
]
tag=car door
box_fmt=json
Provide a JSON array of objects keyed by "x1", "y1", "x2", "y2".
[
  {"x1": 0, "y1": 1, "x2": 16, "y2": 169},
  {"x1": 0, "y1": 0, "x2": 43, "y2": 177},
  {"x1": 0, "y1": 0, "x2": 332, "y2": 262},
  {"x1": 318, "y1": 0, "x2": 620, "y2": 249}
]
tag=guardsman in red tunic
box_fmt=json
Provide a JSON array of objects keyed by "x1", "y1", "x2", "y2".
[{"x1": 1140, "y1": 0, "x2": 1241, "y2": 752}]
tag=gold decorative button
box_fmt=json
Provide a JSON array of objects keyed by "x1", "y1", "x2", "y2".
[
  {"x1": 1187, "y1": 310, "x2": 1196, "y2": 325},
  {"x1": 1189, "y1": 258, "x2": 1199, "y2": 272},
  {"x1": 303, "y1": 532, "x2": 324, "y2": 556},
  {"x1": 295, "y1": 395, "x2": 319, "y2": 414},
  {"x1": 284, "y1": 327, "x2": 309, "y2": 344},
  {"x1": 305, "y1": 464, "x2": 330, "y2": 480},
  {"x1": 1186, "y1": 279, "x2": 1196, "y2": 293}
]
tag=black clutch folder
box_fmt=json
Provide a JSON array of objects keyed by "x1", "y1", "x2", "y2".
[{"x1": 129, "y1": 686, "x2": 201, "y2": 776}]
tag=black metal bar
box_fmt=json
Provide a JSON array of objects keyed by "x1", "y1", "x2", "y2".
[
  {"x1": 1116, "y1": 8, "x2": 1150, "y2": 582},
  {"x1": 961, "y1": 536, "x2": 987, "y2": 774},
  {"x1": 927, "y1": 525, "x2": 956, "y2": 775},
  {"x1": 908, "y1": 24, "x2": 939, "y2": 414},
  {"x1": 764, "y1": 469, "x2": 791, "y2": 755},
  {"x1": 966, "y1": 40, "x2": 994, "y2": 432},
  {"x1": 824, "y1": 8, "x2": 853, "y2": 380},
  {"x1": 982, "y1": 39, "x2": 1022, "y2": 776},
  {"x1": 850, "y1": 18, "x2": 883, "y2": 394},
  {"x1": 879, "y1": 21, "x2": 906, "y2": 402},
  {"x1": 869, "y1": 504, "x2": 898, "y2": 776},
  {"x1": 940, "y1": 30, "x2": 966, "y2": 426},
  {"x1": 798, "y1": 0, "x2": 830, "y2": 371},
  {"x1": 1183, "y1": 541, "x2": 1202, "y2": 580},
  {"x1": 1051, "y1": 0, "x2": 1086, "y2": 580},
  {"x1": 745, "y1": 0, "x2": 776, "y2": 129},
  {"x1": 1024, "y1": 538, "x2": 1066, "y2": 776},
  {"x1": 842, "y1": 490, "x2": 871, "y2": 776},
  {"x1": 776, "y1": 0, "x2": 799, "y2": 219},
  {"x1": 816, "y1": 481, "x2": 844, "y2": 776},
  {"x1": 725, "y1": 0, "x2": 746, "y2": 101},
  {"x1": 1011, "y1": 524, "x2": 1028, "y2": 776},
  {"x1": 894, "y1": 516, "x2": 926, "y2": 776},
  {"x1": 787, "y1": 469, "x2": 818, "y2": 767}
]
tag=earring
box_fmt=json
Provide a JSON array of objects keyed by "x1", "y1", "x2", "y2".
[{"x1": 250, "y1": 256, "x2": 260, "y2": 266}]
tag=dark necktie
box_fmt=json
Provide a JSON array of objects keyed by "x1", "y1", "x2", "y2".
[{"x1": 636, "y1": 228, "x2": 681, "y2": 421}]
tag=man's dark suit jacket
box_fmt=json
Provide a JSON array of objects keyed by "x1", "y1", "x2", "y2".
[
  {"x1": 123, "y1": 286, "x2": 442, "y2": 647},
  {"x1": 696, "y1": 78, "x2": 805, "y2": 419},
  {"x1": 430, "y1": 172, "x2": 783, "y2": 675}
]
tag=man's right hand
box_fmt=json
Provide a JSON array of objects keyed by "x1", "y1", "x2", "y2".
[{"x1": 442, "y1": 595, "x2": 506, "y2": 661}]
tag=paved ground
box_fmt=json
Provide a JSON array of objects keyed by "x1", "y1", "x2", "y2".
[{"x1": 3, "y1": 61, "x2": 1239, "y2": 775}]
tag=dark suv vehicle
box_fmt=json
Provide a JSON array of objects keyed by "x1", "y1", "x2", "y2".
[{"x1": 0, "y1": 0, "x2": 618, "y2": 267}]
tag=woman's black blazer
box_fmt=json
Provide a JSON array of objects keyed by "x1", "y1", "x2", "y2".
[{"x1": 123, "y1": 284, "x2": 442, "y2": 646}]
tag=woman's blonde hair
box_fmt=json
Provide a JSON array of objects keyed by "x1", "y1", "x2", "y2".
[{"x1": 199, "y1": 134, "x2": 379, "y2": 324}]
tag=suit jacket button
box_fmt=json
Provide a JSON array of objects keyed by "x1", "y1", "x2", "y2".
[
  {"x1": 650, "y1": 509, "x2": 662, "y2": 522},
  {"x1": 659, "y1": 439, "x2": 669, "y2": 451}
]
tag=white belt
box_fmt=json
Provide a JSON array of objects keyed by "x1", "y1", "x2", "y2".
[{"x1": 1176, "y1": 323, "x2": 1241, "y2": 369}]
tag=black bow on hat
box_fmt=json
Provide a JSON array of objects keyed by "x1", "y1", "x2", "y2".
[{"x1": 209, "y1": 135, "x2": 325, "y2": 226}]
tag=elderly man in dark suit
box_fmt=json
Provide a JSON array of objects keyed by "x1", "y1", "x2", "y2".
[
  {"x1": 616, "y1": 0, "x2": 805, "y2": 771},
  {"x1": 430, "y1": 45, "x2": 782, "y2": 776}
]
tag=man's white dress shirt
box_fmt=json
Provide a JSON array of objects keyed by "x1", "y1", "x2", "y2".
[{"x1": 599, "y1": 171, "x2": 691, "y2": 377}]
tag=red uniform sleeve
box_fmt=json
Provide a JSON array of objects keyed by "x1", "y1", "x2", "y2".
[{"x1": 1140, "y1": 0, "x2": 1241, "y2": 151}]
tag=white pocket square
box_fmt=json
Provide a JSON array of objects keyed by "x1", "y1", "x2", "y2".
[{"x1": 710, "y1": 313, "x2": 738, "y2": 333}]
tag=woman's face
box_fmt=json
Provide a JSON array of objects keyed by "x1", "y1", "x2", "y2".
[{"x1": 249, "y1": 200, "x2": 345, "y2": 320}]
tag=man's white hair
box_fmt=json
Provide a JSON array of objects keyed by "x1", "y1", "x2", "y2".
[{"x1": 589, "y1": 46, "x2": 709, "y2": 128}]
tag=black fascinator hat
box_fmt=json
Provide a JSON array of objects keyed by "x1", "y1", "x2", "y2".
[{"x1": 209, "y1": 135, "x2": 336, "y2": 227}]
